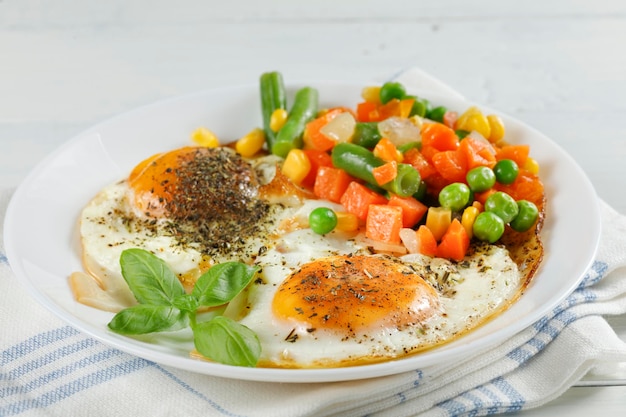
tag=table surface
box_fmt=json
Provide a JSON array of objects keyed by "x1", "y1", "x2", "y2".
[{"x1": 1, "y1": 1, "x2": 625, "y2": 415}]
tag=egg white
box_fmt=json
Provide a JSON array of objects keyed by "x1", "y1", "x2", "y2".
[{"x1": 77, "y1": 178, "x2": 292, "y2": 308}]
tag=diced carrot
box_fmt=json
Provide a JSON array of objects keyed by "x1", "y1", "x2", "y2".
[
  {"x1": 302, "y1": 149, "x2": 332, "y2": 189},
  {"x1": 419, "y1": 145, "x2": 439, "y2": 163},
  {"x1": 340, "y1": 181, "x2": 388, "y2": 221},
  {"x1": 365, "y1": 204, "x2": 403, "y2": 244},
  {"x1": 495, "y1": 170, "x2": 544, "y2": 208},
  {"x1": 415, "y1": 225, "x2": 438, "y2": 257},
  {"x1": 436, "y1": 219, "x2": 470, "y2": 261},
  {"x1": 356, "y1": 101, "x2": 379, "y2": 122},
  {"x1": 376, "y1": 98, "x2": 416, "y2": 120},
  {"x1": 313, "y1": 166, "x2": 354, "y2": 203},
  {"x1": 474, "y1": 188, "x2": 497, "y2": 205},
  {"x1": 423, "y1": 172, "x2": 449, "y2": 197},
  {"x1": 372, "y1": 160, "x2": 398, "y2": 186},
  {"x1": 431, "y1": 149, "x2": 467, "y2": 183},
  {"x1": 388, "y1": 194, "x2": 428, "y2": 228},
  {"x1": 398, "y1": 98, "x2": 415, "y2": 118},
  {"x1": 425, "y1": 206, "x2": 452, "y2": 241},
  {"x1": 403, "y1": 147, "x2": 437, "y2": 179},
  {"x1": 458, "y1": 136, "x2": 496, "y2": 170},
  {"x1": 373, "y1": 137, "x2": 401, "y2": 162},
  {"x1": 303, "y1": 108, "x2": 344, "y2": 151},
  {"x1": 377, "y1": 99, "x2": 401, "y2": 120},
  {"x1": 421, "y1": 122, "x2": 459, "y2": 151},
  {"x1": 496, "y1": 144, "x2": 530, "y2": 167},
  {"x1": 322, "y1": 106, "x2": 357, "y2": 118}
]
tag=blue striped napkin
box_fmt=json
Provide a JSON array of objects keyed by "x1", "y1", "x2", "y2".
[{"x1": 2, "y1": 187, "x2": 626, "y2": 417}]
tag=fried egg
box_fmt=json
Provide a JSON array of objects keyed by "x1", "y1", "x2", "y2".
[
  {"x1": 231, "y1": 229, "x2": 521, "y2": 368},
  {"x1": 70, "y1": 146, "x2": 291, "y2": 311},
  {"x1": 71, "y1": 145, "x2": 525, "y2": 368}
]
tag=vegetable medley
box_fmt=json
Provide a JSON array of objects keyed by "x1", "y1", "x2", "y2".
[{"x1": 197, "y1": 71, "x2": 545, "y2": 261}]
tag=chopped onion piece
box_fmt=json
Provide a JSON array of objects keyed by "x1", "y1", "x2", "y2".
[
  {"x1": 320, "y1": 112, "x2": 356, "y2": 143},
  {"x1": 400, "y1": 228, "x2": 419, "y2": 254},
  {"x1": 378, "y1": 117, "x2": 421, "y2": 146},
  {"x1": 356, "y1": 233, "x2": 408, "y2": 255}
]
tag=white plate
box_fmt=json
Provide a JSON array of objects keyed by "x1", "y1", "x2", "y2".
[{"x1": 3, "y1": 81, "x2": 601, "y2": 383}]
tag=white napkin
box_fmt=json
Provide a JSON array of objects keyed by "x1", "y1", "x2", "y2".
[{"x1": 2, "y1": 70, "x2": 626, "y2": 417}]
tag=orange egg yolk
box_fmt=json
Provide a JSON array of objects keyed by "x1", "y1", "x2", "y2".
[
  {"x1": 128, "y1": 146, "x2": 198, "y2": 218},
  {"x1": 272, "y1": 255, "x2": 440, "y2": 335},
  {"x1": 127, "y1": 146, "x2": 263, "y2": 222}
]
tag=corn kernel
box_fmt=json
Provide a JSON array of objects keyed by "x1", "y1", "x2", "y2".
[
  {"x1": 335, "y1": 211, "x2": 359, "y2": 232},
  {"x1": 461, "y1": 206, "x2": 480, "y2": 239},
  {"x1": 456, "y1": 106, "x2": 491, "y2": 139},
  {"x1": 361, "y1": 86, "x2": 381, "y2": 104},
  {"x1": 191, "y1": 127, "x2": 219, "y2": 148},
  {"x1": 426, "y1": 206, "x2": 452, "y2": 241},
  {"x1": 486, "y1": 114, "x2": 506, "y2": 144},
  {"x1": 409, "y1": 115, "x2": 424, "y2": 129},
  {"x1": 524, "y1": 157, "x2": 540, "y2": 175},
  {"x1": 235, "y1": 128, "x2": 266, "y2": 157},
  {"x1": 270, "y1": 108, "x2": 288, "y2": 132},
  {"x1": 281, "y1": 149, "x2": 311, "y2": 185}
]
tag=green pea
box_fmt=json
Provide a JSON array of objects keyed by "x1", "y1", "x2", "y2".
[
  {"x1": 494, "y1": 159, "x2": 519, "y2": 185},
  {"x1": 510, "y1": 200, "x2": 539, "y2": 232},
  {"x1": 484, "y1": 191, "x2": 519, "y2": 224},
  {"x1": 411, "y1": 96, "x2": 432, "y2": 117},
  {"x1": 473, "y1": 211, "x2": 505, "y2": 243},
  {"x1": 438, "y1": 182, "x2": 471, "y2": 212},
  {"x1": 309, "y1": 207, "x2": 338, "y2": 235},
  {"x1": 426, "y1": 106, "x2": 447, "y2": 123},
  {"x1": 466, "y1": 166, "x2": 496, "y2": 193},
  {"x1": 379, "y1": 81, "x2": 406, "y2": 104}
]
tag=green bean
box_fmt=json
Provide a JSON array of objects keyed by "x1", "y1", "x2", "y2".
[
  {"x1": 331, "y1": 143, "x2": 421, "y2": 197},
  {"x1": 259, "y1": 72, "x2": 287, "y2": 154},
  {"x1": 352, "y1": 122, "x2": 382, "y2": 148},
  {"x1": 391, "y1": 164, "x2": 422, "y2": 197},
  {"x1": 272, "y1": 86, "x2": 318, "y2": 157}
]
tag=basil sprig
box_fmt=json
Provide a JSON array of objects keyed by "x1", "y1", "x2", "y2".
[{"x1": 108, "y1": 248, "x2": 261, "y2": 367}]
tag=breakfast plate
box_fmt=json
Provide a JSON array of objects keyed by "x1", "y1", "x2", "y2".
[{"x1": 3, "y1": 80, "x2": 601, "y2": 382}]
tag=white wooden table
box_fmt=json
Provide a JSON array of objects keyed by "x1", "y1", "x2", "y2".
[{"x1": 1, "y1": 1, "x2": 625, "y2": 415}]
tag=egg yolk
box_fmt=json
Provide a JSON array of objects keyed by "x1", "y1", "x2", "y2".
[
  {"x1": 127, "y1": 146, "x2": 263, "y2": 221},
  {"x1": 128, "y1": 146, "x2": 197, "y2": 218},
  {"x1": 272, "y1": 255, "x2": 440, "y2": 335}
]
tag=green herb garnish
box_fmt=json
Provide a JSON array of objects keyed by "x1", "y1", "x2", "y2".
[{"x1": 108, "y1": 248, "x2": 261, "y2": 367}]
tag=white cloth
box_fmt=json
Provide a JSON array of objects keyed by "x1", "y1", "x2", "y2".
[{"x1": 2, "y1": 70, "x2": 626, "y2": 417}]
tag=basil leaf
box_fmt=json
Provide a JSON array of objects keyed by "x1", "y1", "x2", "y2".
[
  {"x1": 120, "y1": 248, "x2": 185, "y2": 305},
  {"x1": 172, "y1": 293, "x2": 199, "y2": 312},
  {"x1": 193, "y1": 316, "x2": 261, "y2": 367},
  {"x1": 192, "y1": 262, "x2": 258, "y2": 307},
  {"x1": 108, "y1": 304, "x2": 187, "y2": 335}
]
